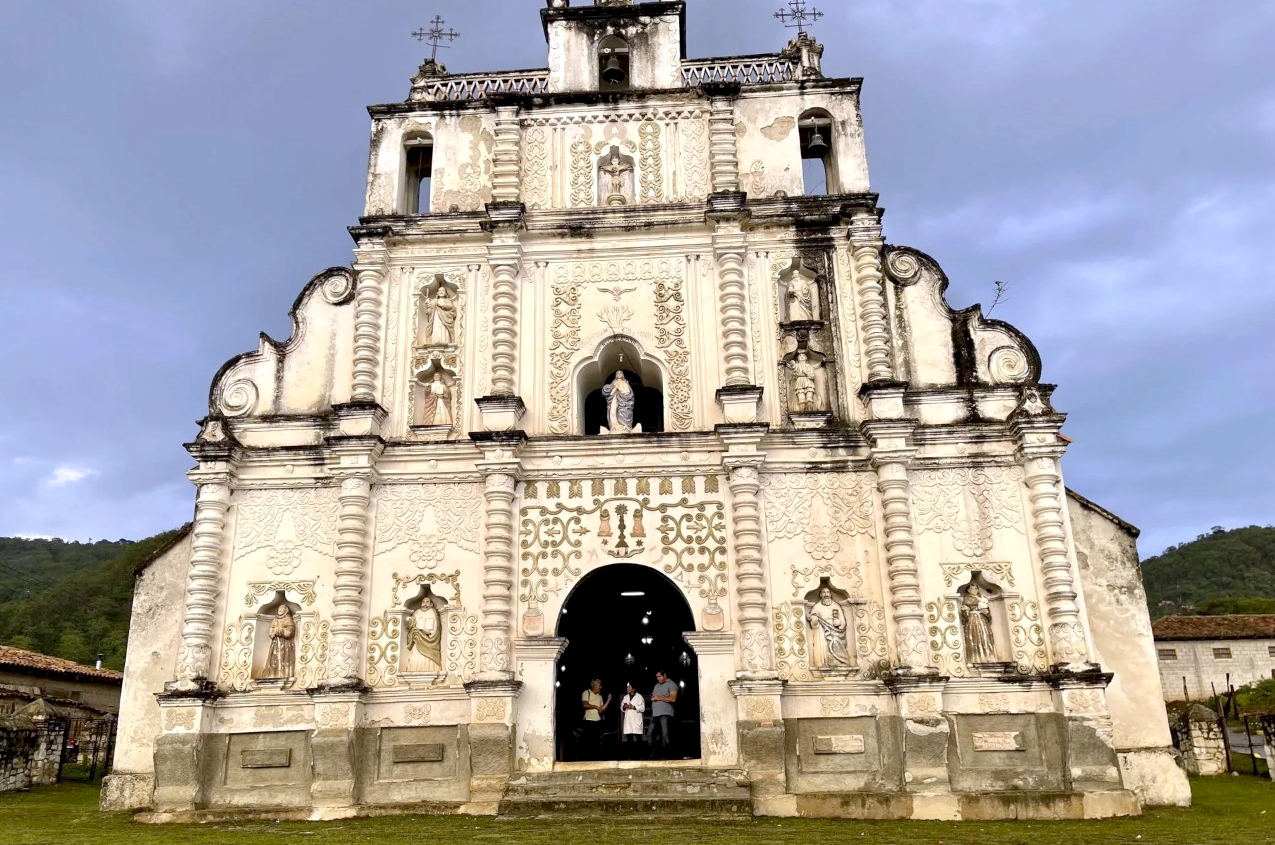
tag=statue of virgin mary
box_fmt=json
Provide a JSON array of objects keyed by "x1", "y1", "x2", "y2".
[{"x1": 599, "y1": 370, "x2": 642, "y2": 435}]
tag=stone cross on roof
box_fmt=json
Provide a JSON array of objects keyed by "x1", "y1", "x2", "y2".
[{"x1": 412, "y1": 15, "x2": 460, "y2": 63}]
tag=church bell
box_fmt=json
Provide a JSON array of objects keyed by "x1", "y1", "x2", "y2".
[
  {"x1": 602, "y1": 55, "x2": 627, "y2": 85},
  {"x1": 806, "y1": 129, "x2": 829, "y2": 157}
]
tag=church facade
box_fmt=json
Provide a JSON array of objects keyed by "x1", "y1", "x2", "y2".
[{"x1": 103, "y1": 0, "x2": 1189, "y2": 820}]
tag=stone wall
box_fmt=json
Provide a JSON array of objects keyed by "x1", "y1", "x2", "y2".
[
  {"x1": 1157, "y1": 638, "x2": 1275, "y2": 701},
  {"x1": 0, "y1": 719, "x2": 63, "y2": 793},
  {"x1": 1177, "y1": 705, "x2": 1226, "y2": 776}
]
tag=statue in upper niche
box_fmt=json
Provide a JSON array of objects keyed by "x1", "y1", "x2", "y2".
[
  {"x1": 421, "y1": 285, "x2": 457, "y2": 346},
  {"x1": 785, "y1": 271, "x2": 819, "y2": 322},
  {"x1": 418, "y1": 372, "x2": 453, "y2": 427},
  {"x1": 787, "y1": 352, "x2": 827, "y2": 413},
  {"x1": 598, "y1": 146, "x2": 634, "y2": 206},
  {"x1": 600, "y1": 370, "x2": 641, "y2": 434}
]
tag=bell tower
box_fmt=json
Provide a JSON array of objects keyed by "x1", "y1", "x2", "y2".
[{"x1": 542, "y1": 0, "x2": 686, "y2": 92}]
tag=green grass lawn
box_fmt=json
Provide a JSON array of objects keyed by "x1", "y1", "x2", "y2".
[{"x1": 0, "y1": 777, "x2": 1272, "y2": 845}]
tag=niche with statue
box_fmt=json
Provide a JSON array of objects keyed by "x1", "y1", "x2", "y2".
[
  {"x1": 957, "y1": 572, "x2": 1014, "y2": 674},
  {"x1": 796, "y1": 576, "x2": 863, "y2": 678},
  {"x1": 412, "y1": 359, "x2": 458, "y2": 432},
  {"x1": 250, "y1": 590, "x2": 304, "y2": 686},
  {"x1": 577, "y1": 335, "x2": 665, "y2": 435},
  {"x1": 776, "y1": 257, "x2": 838, "y2": 428}
]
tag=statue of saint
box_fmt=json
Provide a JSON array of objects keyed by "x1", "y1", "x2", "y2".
[
  {"x1": 262, "y1": 605, "x2": 296, "y2": 679},
  {"x1": 807, "y1": 587, "x2": 852, "y2": 669},
  {"x1": 960, "y1": 584, "x2": 998, "y2": 663},
  {"x1": 404, "y1": 595, "x2": 443, "y2": 674},
  {"x1": 786, "y1": 273, "x2": 819, "y2": 322},
  {"x1": 600, "y1": 370, "x2": 641, "y2": 434},
  {"x1": 418, "y1": 372, "x2": 452, "y2": 427},
  {"x1": 599, "y1": 146, "x2": 633, "y2": 206},
  {"x1": 421, "y1": 285, "x2": 457, "y2": 346},
  {"x1": 787, "y1": 352, "x2": 826, "y2": 413}
]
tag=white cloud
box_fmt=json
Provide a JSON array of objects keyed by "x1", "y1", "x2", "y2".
[{"x1": 46, "y1": 465, "x2": 94, "y2": 488}]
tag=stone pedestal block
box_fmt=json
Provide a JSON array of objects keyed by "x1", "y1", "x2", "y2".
[
  {"x1": 466, "y1": 722, "x2": 515, "y2": 812},
  {"x1": 310, "y1": 728, "x2": 359, "y2": 810},
  {"x1": 152, "y1": 733, "x2": 203, "y2": 813}
]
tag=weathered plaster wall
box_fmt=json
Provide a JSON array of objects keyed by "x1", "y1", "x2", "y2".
[
  {"x1": 365, "y1": 112, "x2": 496, "y2": 217},
  {"x1": 734, "y1": 91, "x2": 869, "y2": 197},
  {"x1": 102, "y1": 533, "x2": 189, "y2": 809},
  {"x1": 545, "y1": 12, "x2": 682, "y2": 93},
  {"x1": 0, "y1": 671, "x2": 120, "y2": 713},
  {"x1": 1068, "y1": 490, "x2": 1190, "y2": 807}
]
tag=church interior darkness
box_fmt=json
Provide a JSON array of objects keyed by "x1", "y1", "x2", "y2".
[{"x1": 554, "y1": 563, "x2": 699, "y2": 761}]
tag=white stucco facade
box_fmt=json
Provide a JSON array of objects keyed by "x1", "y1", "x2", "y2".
[{"x1": 105, "y1": 0, "x2": 1186, "y2": 820}]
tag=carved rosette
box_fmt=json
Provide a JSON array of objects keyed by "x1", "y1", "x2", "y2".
[
  {"x1": 873, "y1": 458, "x2": 929, "y2": 672},
  {"x1": 726, "y1": 461, "x2": 775, "y2": 677},
  {"x1": 476, "y1": 469, "x2": 518, "y2": 679},
  {"x1": 327, "y1": 476, "x2": 373, "y2": 684},
  {"x1": 849, "y1": 214, "x2": 893, "y2": 382},
  {"x1": 713, "y1": 224, "x2": 751, "y2": 386},
  {"x1": 1021, "y1": 455, "x2": 1090, "y2": 666},
  {"x1": 352, "y1": 264, "x2": 386, "y2": 402},
  {"x1": 174, "y1": 481, "x2": 232, "y2": 684}
]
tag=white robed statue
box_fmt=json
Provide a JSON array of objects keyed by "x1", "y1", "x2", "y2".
[{"x1": 599, "y1": 371, "x2": 642, "y2": 435}]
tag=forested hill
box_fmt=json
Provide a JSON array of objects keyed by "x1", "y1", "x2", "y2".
[
  {"x1": 0, "y1": 531, "x2": 184, "y2": 670},
  {"x1": 1141, "y1": 525, "x2": 1275, "y2": 618}
]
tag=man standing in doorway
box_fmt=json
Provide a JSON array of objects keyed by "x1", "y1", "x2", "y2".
[
  {"x1": 650, "y1": 670, "x2": 678, "y2": 758},
  {"x1": 581, "y1": 679, "x2": 610, "y2": 759}
]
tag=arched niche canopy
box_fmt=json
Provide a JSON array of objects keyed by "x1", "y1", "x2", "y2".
[{"x1": 576, "y1": 335, "x2": 665, "y2": 435}]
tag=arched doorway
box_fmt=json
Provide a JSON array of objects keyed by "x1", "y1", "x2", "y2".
[{"x1": 554, "y1": 563, "x2": 700, "y2": 763}]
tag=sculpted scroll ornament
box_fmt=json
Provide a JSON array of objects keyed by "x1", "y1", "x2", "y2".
[
  {"x1": 763, "y1": 473, "x2": 875, "y2": 561},
  {"x1": 926, "y1": 598, "x2": 968, "y2": 677},
  {"x1": 911, "y1": 467, "x2": 1025, "y2": 558},
  {"x1": 638, "y1": 121, "x2": 664, "y2": 203},
  {"x1": 233, "y1": 488, "x2": 339, "y2": 576},
  {"x1": 522, "y1": 127, "x2": 550, "y2": 209},
  {"x1": 373, "y1": 483, "x2": 482, "y2": 567},
  {"x1": 548, "y1": 269, "x2": 583, "y2": 434},
  {"x1": 218, "y1": 379, "x2": 258, "y2": 418},
  {"x1": 569, "y1": 138, "x2": 594, "y2": 207},
  {"x1": 654, "y1": 270, "x2": 692, "y2": 431},
  {"x1": 1006, "y1": 597, "x2": 1047, "y2": 672}
]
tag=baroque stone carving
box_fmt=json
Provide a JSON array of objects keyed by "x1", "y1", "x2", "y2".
[
  {"x1": 260, "y1": 605, "x2": 297, "y2": 679},
  {"x1": 960, "y1": 582, "x2": 998, "y2": 664},
  {"x1": 786, "y1": 351, "x2": 829, "y2": 413},
  {"x1": 911, "y1": 467, "x2": 1026, "y2": 559},
  {"x1": 763, "y1": 472, "x2": 875, "y2": 561},
  {"x1": 373, "y1": 483, "x2": 482, "y2": 567},
  {"x1": 803, "y1": 580, "x2": 854, "y2": 673},
  {"x1": 598, "y1": 145, "x2": 636, "y2": 206},
  {"x1": 637, "y1": 121, "x2": 663, "y2": 203},
  {"x1": 233, "y1": 488, "x2": 340, "y2": 577},
  {"x1": 599, "y1": 371, "x2": 641, "y2": 434}
]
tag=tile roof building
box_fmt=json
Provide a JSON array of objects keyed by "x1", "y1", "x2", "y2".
[
  {"x1": 0, "y1": 645, "x2": 123, "y2": 714},
  {"x1": 1152, "y1": 615, "x2": 1275, "y2": 701}
]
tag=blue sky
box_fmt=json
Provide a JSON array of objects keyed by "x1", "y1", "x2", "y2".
[{"x1": 0, "y1": 0, "x2": 1271, "y2": 558}]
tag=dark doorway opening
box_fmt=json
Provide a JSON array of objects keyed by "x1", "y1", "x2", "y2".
[
  {"x1": 555, "y1": 563, "x2": 699, "y2": 762},
  {"x1": 583, "y1": 369, "x2": 664, "y2": 436}
]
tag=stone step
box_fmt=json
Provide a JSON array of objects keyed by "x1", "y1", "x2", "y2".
[
  {"x1": 497, "y1": 796, "x2": 755, "y2": 819},
  {"x1": 507, "y1": 767, "x2": 748, "y2": 788},
  {"x1": 504, "y1": 778, "x2": 750, "y2": 798}
]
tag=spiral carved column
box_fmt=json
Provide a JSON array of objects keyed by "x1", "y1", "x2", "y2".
[
  {"x1": 707, "y1": 93, "x2": 739, "y2": 193},
  {"x1": 351, "y1": 265, "x2": 385, "y2": 403},
  {"x1": 713, "y1": 229, "x2": 752, "y2": 386},
  {"x1": 173, "y1": 479, "x2": 232, "y2": 688},
  {"x1": 487, "y1": 240, "x2": 522, "y2": 398},
  {"x1": 726, "y1": 459, "x2": 776, "y2": 678},
  {"x1": 476, "y1": 468, "x2": 518, "y2": 680},
  {"x1": 849, "y1": 212, "x2": 894, "y2": 383},
  {"x1": 324, "y1": 475, "x2": 373, "y2": 686},
  {"x1": 490, "y1": 105, "x2": 522, "y2": 205}
]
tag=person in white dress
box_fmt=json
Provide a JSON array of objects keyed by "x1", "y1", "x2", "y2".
[{"x1": 619, "y1": 682, "x2": 645, "y2": 758}]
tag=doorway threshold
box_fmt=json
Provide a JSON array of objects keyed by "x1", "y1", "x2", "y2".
[{"x1": 553, "y1": 758, "x2": 704, "y2": 772}]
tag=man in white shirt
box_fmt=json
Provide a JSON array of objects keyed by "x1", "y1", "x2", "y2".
[
  {"x1": 580, "y1": 678, "x2": 610, "y2": 759},
  {"x1": 619, "y1": 682, "x2": 645, "y2": 758}
]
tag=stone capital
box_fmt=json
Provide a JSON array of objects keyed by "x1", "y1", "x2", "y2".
[
  {"x1": 483, "y1": 201, "x2": 527, "y2": 234},
  {"x1": 847, "y1": 209, "x2": 884, "y2": 243},
  {"x1": 330, "y1": 401, "x2": 388, "y2": 438},
  {"x1": 473, "y1": 395, "x2": 527, "y2": 432},
  {"x1": 715, "y1": 384, "x2": 764, "y2": 425}
]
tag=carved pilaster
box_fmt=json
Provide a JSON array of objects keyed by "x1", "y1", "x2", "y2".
[
  {"x1": 172, "y1": 458, "x2": 235, "y2": 690},
  {"x1": 863, "y1": 416, "x2": 931, "y2": 674},
  {"x1": 706, "y1": 88, "x2": 740, "y2": 193},
  {"x1": 711, "y1": 216, "x2": 752, "y2": 386},
  {"x1": 1011, "y1": 410, "x2": 1093, "y2": 669},
  {"x1": 490, "y1": 104, "x2": 522, "y2": 205},
  {"x1": 719, "y1": 425, "x2": 776, "y2": 679},
  {"x1": 848, "y1": 211, "x2": 894, "y2": 384},
  {"x1": 351, "y1": 242, "x2": 388, "y2": 402},
  {"x1": 483, "y1": 207, "x2": 526, "y2": 424},
  {"x1": 473, "y1": 436, "x2": 524, "y2": 681}
]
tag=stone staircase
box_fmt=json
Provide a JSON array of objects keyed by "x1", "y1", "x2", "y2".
[{"x1": 498, "y1": 766, "x2": 754, "y2": 818}]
